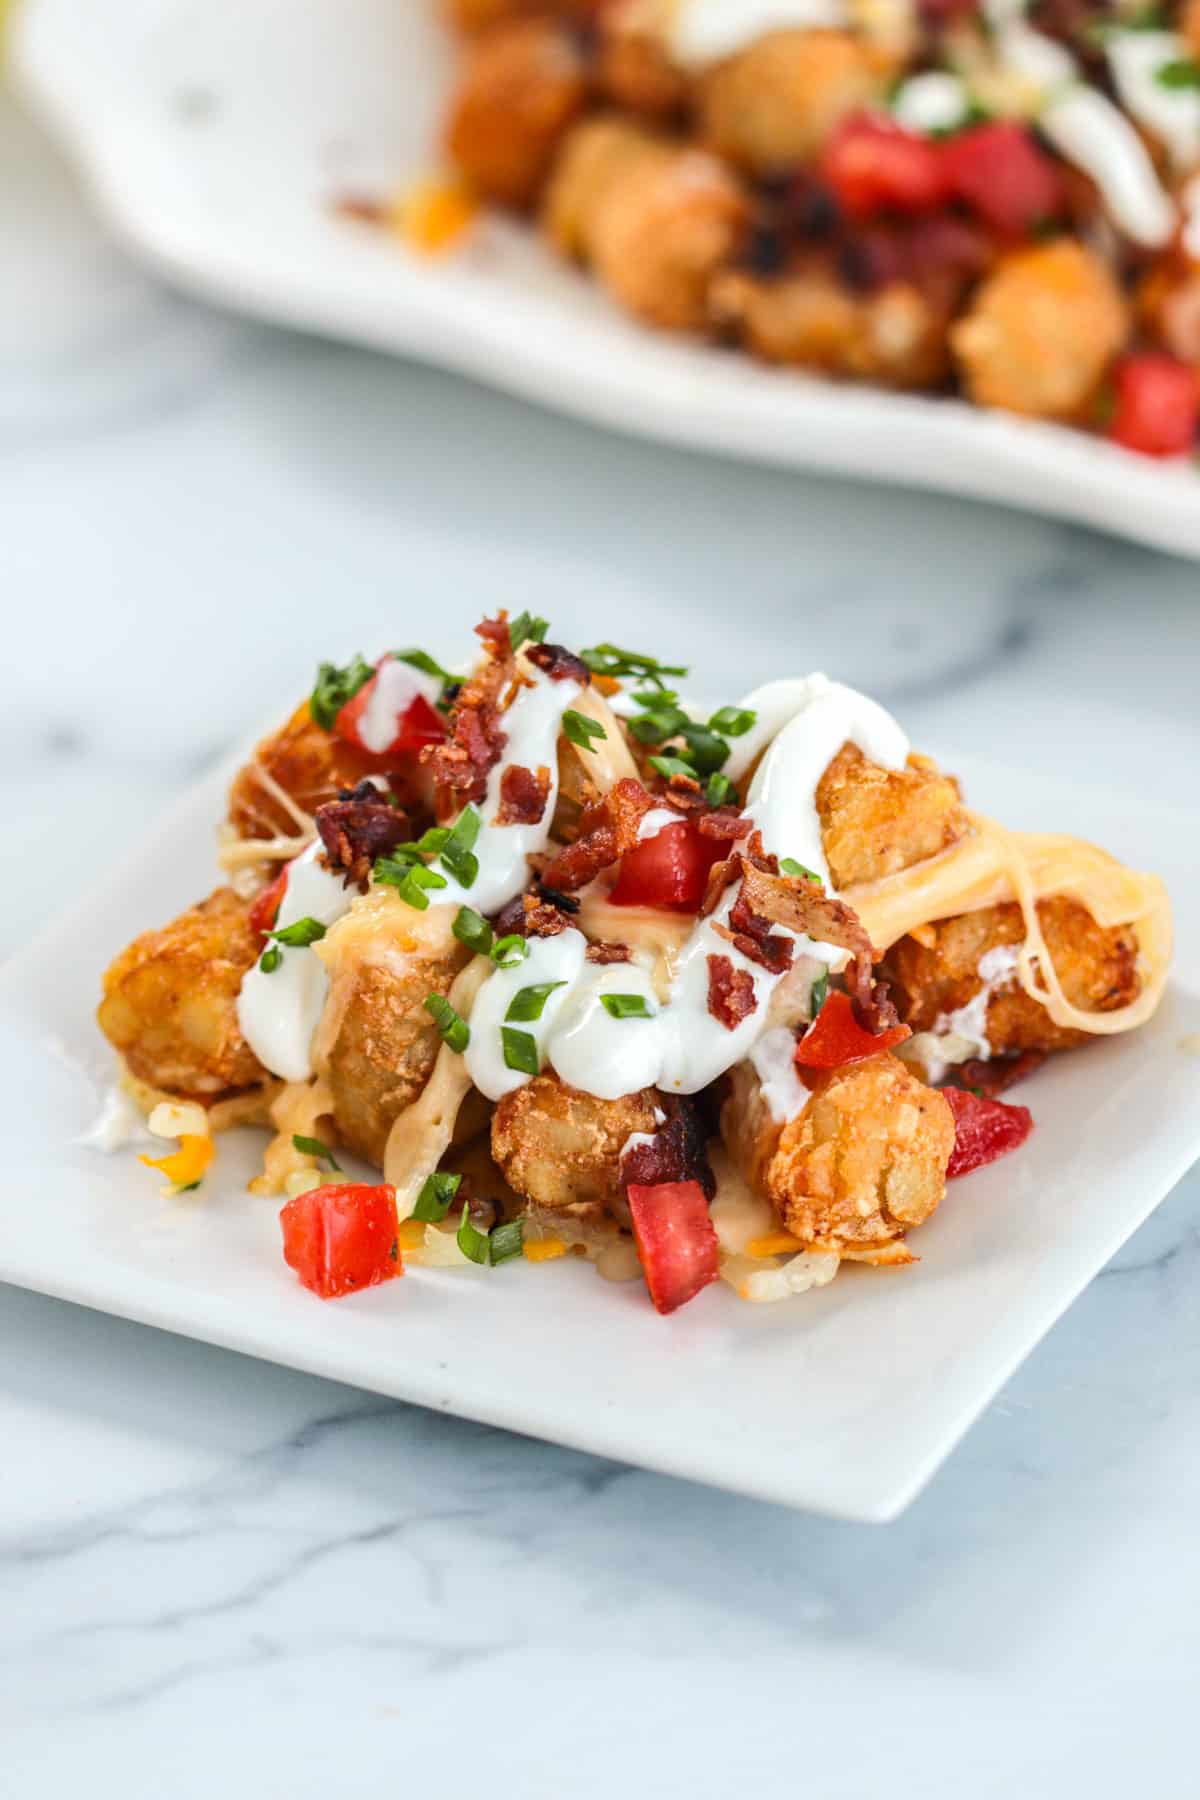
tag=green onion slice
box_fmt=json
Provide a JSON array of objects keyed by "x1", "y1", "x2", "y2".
[
  {"x1": 506, "y1": 981, "x2": 567, "y2": 1022},
  {"x1": 508, "y1": 612, "x2": 549, "y2": 651},
  {"x1": 268, "y1": 916, "x2": 327, "y2": 949},
  {"x1": 393, "y1": 648, "x2": 456, "y2": 683},
  {"x1": 411, "y1": 1171, "x2": 462, "y2": 1222},
  {"x1": 708, "y1": 705, "x2": 756, "y2": 737},
  {"x1": 259, "y1": 945, "x2": 282, "y2": 974},
  {"x1": 501, "y1": 1026, "x2": 540, "y2": 1075},
  {"x1": 491, "y1": 934, "x2": 529, "y2": 968},
  {"x1": 705, "y1": 772, "x2": 734, "y2": 807},
  {"x1": 456, "y1": 1206, "x2": 491, "y2": 1265},
  {"x1": 562, "y1": 710, "x2": 607, "y2": 752},
  {"x1": 439, "y1": 804, "x2": 482, "y2": 888},
  {"x1": 489, "y1": 1219, "x2": 525, "y2": 1264},
  {"x1": 310, "y1": 654, "x2": 373, "y2": 731},
  {"x1": 648, "y1": 754, "x2": 697, "y2": 782},
  {"x1": 810, "y1": 971, "x2": 829, "y2": 1017},
  {"x1": 292, "y1": 1134, "x2": 342, "y2": 1171},
  {"x1": 424, "y1": 993, "x2": 470, "y2": 1052},
  {"x1": 780, "y1": 857, "x2": 823, "y2": 885},
  {"x1": 453, "y1": 906, "x2": 493, "y2": 956},
  {"x1": 598, "y1": 993, "x2": 653, "y2": 1020},
  {"x1": 579, "y1": 643, "x2": 688, "y2": 685}
]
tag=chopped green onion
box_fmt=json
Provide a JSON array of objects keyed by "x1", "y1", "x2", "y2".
[
  {"x1": 453, "y1": 906, "x2": 493, "y2": 956},
  {"x1": 393, "y1": 648, "x2": 455, "y2": 683},
  {"x1": 628, "y1": 704, "x2": 690, "y2": 744},
  {"x1": 598, "y1": 993, "x2": 653, "y2": 1019},
  {"x1": 375, "y1": 859, "x2": 449, "y2": 910},
  {"x1": 631, "y1": 686, "x2": 678, "y2": 709},
  {"x1": 780, "y1": 857, "x2": 823, "y2": 885},
  {"x1": 491, "y1": 934, "x2": 529, "y2": 968},
  {"x1": 268, "y1": 916, "x2": 327, "y2": 949},
  {"x1": 648, "y1": 754, "x2": 698, "y2": 782},
  {"x1": 705, "y1": 772, "x2": 734, "y2": 807},
  {"x1": 677, "y1": 723, "x2": 730, "y2": 775},
  {"x1": 562, "y1": 710, "x2": 607, "y2": 752},
  {"x1": 309, "y1": 654, "x2": 373, "y2": 730},
  {"x1": 489, "y1": 1219, "x2": 525, "y2": 1264},
  {"x1": 506, "y1": 981, "x2": 567, "y2": 1022},
  {"x1": 1156, "y1": 56, "x2": 1200, "y2": 87},
  {"x1": 424, "y1": 993, "x2": 470, "y2": 1052},
  {"x1": 579, "y1": 643, "x2": 688, "y2": 685},
  {"x1": 707, "y1": 706, "x2": 756, "y2": 737},
  {"x1": 259, "y1": 945, "x2": 282, "y2": 973},
  {"x1": 411, "y1": 1170, "x2": 462, "y2": 1222},
  {"x1": 438, "y1": 804, "x2": 482, "y2": 888},
  {"x1": 810, "y1": 971, "x2": 829, "y2": 1017},
  {"x1": 292, "y1": 1134, "x2": 342, "y2": 1171},
  {"x1": 501, "y1": 1026, "x2": 540, "y2": 1075},
  {"x1": 413, "y1": 825, "x2": 451, "y2": 855},
  {"x1": 456, "y1": 1205, "x2": 491, "y2": 1265},
  {"x1": 508, "y1": 611, "x2": 549, "y2": 651}
]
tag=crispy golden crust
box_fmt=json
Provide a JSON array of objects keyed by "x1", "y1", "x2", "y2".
[
  {"x1": 816, "y1": 743, "x2": 969, "y2": 890},
  {"x1": 227, "y1": 702, "x2": 378, "y2": 842},
  {"x1": 951, "y1": 241, "x2": 1128, "y2": 422},
  {"x1": 711, "y1": 268, "x2": 950, "y2": 389},
  {"x1": 723, "y1": 1053, "x2": 953, "y2": 1257},
  {"x1": 444, "y1": 17, "x2": 589, "y2": 207},
  {"x1": 697, "y1": 30, "x2": 885, "y2": 174},
  {"x1": 97, "y1": 888, "x2": 265, "y2": 1100},
  {"x1": 543, "y1": 117, "x2": 748, "y2": 330},
  {"x1": 491, "y1": 1072, "x2": 659, "y2": 1209},
  {"x1": 319, "y1": 944, "x2": 469, "y2": 1167},
  {"x1": 881, "y1": 896, "x2": 1141, "y2": 1057}
]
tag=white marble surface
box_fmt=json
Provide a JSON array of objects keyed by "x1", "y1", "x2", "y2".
[{"x1": 3, "y1": 86, "x2": 1200, "y2": 1796}]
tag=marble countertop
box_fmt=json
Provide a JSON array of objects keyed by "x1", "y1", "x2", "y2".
[{"x1": 4, "y1": 86, "x2": 1200, "y2": 1797}]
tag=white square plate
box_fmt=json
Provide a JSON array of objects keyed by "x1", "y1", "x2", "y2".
[
  {"x1": 13, "y1": 0, "x2": 1200, "y2": 560},
  {"x1": 2, "y1": 742, "x2": 1198, "y2": 1521}
]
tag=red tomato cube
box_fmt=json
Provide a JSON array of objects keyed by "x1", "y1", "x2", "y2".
[
  {"x1": 940, "y1": 121, "x2": 1062, "y2": 237},
  {"x1": 794, "y1": 991, "x2": 911, "y2": 1071},
  {"x1": 1109, "y1": 354, "x2": 1199, "y2": 458},
  {"x1": 943, "y1": 1088, "x2": 1033, "y2": 1178},
  {"x1": 627, "y1": 1180, "x2": 720, "y2": 1315},
  {"x1": 820, "y1": 114, "x2": 947, "y2": 221},
  {"x1": 608, "y1": 819, "x2": 726, "y2": 912},
  {"x1": 280, "y1": 1182, "x2": 401, "y2": 1299}
]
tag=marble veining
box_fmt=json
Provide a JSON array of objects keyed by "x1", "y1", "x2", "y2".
[{"x1": 2, "y1": 82, "x2": 1199, "y2": 1800}]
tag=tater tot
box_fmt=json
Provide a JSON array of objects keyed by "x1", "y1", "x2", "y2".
[
  {"x1": 98, "y1": 888, "x2": 265, "y2": 1100},
  {"x1": 697, "y1": 30, "x2": 885, "y2": 174},
  {"x1": 817, "y1": 743, "x2": 969, "y2": 887},
  {"x1": 711, "y1": 269, "x2": 950, "y2": 389},
  {"x1": 491, "y1": 1072, "x2": 660, "y2": 1209},
  {"x1": 444, "y1": 17, "x2": 590, "y2": 207},
  {"x1": 951, "y1": 240, "x2": 1128, "y2": 421},
  {"x1": 227, "y1": 703, "x2": 377, "y2": 842},
  {"x1": 723, "y1": 1053, "x2": 954, "y2": 1257},
  {"x1": 543, "y1": 117, "x2": 748, "y2": 329},
  {"x1": 881, "y1": 896, "x2": 1141, "y2": 1058}
]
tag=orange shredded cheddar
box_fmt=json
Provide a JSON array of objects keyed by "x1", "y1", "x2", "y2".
[
  {"x1": 395, "y1": 1218, "x2": 428, "y2": 1252},
  {"x1": 140, "y1": 1134, "x2": 214, "y2": 1188},
  {"x1": 391, "y1": 179, "x2": 477, "y2": 255},
  {"x1": 745, "y1": 1231, "x2": 806, "y2": 1259},
  {"x1": 524, "y1": 1237, "x2": 568, "y2": 1263}
]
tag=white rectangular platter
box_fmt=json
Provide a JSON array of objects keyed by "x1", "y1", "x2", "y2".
[
  {"x1": 2, "y1": 744, "x2": 1197, "y2": 1521},
  {"x1": 13, "y1": 0, "x2": 1200, "y2": 560}
]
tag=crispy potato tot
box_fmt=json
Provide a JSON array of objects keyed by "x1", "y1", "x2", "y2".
[
  {"x1": 951, "y1": 241, "x2": 1128, "y2": 421},
  {"x1": 817, "y1": 743, "x2": 969, "y2": 888},
  {"x1": 491, "y1": 1072, "x2": 660, "y2": 1209},
  {"x1": 697, "y1": 30, "x2": 885, "y2": 174},
  {"x1": 544, "y1": 117, "x2": 748, "y2": 329},
  {"x1": 445, "y1": 17, "x2": 590, "y2": 207},
  {"x1": 98, "y1": 888, "x2": 265, "y2": 1100},
  {"x1": 723, "y1": 1052, "x2": 953, "y2": 1258},
  {"x1": 596, "y1": 14, "x2": 689, "y2": 119},
  {"x1": 881, "y1": 896, "x2": 1141, "y2": 1057},
  {"x1": 227, "y1": 702, "x2": 378, "y2": 842},
  {"x1": 711, "y1": 268, "x2": 950, "y2": 389}
]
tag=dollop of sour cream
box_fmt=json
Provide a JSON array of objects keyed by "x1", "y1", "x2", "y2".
[
  {"x1": 357, "y1": 657, "x2": 442, "y2": 754},
  {"x1": 236, "y1": 842, "x2": 355, "y2": 1082}
]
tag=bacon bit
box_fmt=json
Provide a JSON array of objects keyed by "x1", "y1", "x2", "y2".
[
  {"x1": 493, "y1": 891, "x2": 571, "y2": 939},
  {"x1": 539, "y1": 777, "x2": 653, "y2": 891},
  {"x1": 316, "y1": 792, "x2": 412, "y2": 890},
  {"x1": 496, "y1": 763, "x2": 550, "y2": 827},
  {"x1": 956, "y1": 1051, "x2": 1047, "y2": 1098},
  {"x1": 621, "y1": 1096, "x2": 715, "y2": 1200},
  {"x1": 525, "y1": 642, "x2": 592, "y2": 685},
  {"x1": 475, "y1": 613, "x2": 514, "y2": 658},
  {"x1": 586, "y1": 941, "x2": 632, "y2": 963},
  {"x1": 707, "y1": 954, "x2": 757, "y2": 1030},
  {"x1": 422, "y1": 616, "x2": 513, "y2": 816},
  {"x1": 696, "y1": 808, "x2": 752, "y2": 842}
]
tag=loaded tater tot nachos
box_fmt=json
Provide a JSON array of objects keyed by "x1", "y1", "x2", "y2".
[
  {"x1": 391, "y1": 0, "x2": 1200, "y2": 455},
  {"x1": 98, "y1": 616, "x2": 1170, "y2": 1313}
]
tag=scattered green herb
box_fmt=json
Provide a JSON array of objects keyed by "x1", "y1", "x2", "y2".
[
  {"x1": 598, "y1": 993, "x2": 653, "y2": 1020},
  {"x1": 506, "y1": 981, "x2": 567, "y2": 1023},
  {"x1": 375, "y1": 859, "x2": 449, "y2": 911},
  {"x1": 393, "y1": 648, "x2": 455, "y2": 683},
  {"x1": 562, "y1": 710, "x2": 607, "y2": 752},
  {"x1": 424, "y1": 993, "x2": 470, "y2": 1052},
  {"x1": 579, "y1": 643, "x2": 688, "y2": 687},
  {"x1": 780, "y1": 858, "x2": 823, "y2": 885},
  {"x1": 310, "y1": 654, "x2": 374, "y2": 730},
  {"x1": 501, "y1": 1026, "x2": 540, "y2": 1076},
  {"x1": 810, "y1": 971, "x2": 829, "y2": 1017},
  {"x1": 268, "y1": 916, "x2": 328, "y2": 949},
  {"x1": 456, "y1": 1206, "x2": 491, "y2": 1265},
  {"x1": 491, "y1": 934, "x2": 529, "y2": 969},
  {"x1": 292, "y1": 1134, "x2": 342, "y2": 1172},
  {"x1": 453, "y1": 906, "x2": 493, "y2": 956},
  {"x1": 1156, "y1": 56, "x2": 1200, "y2": 87},
  {"x1": 707, "y1": 706, "x2": 756, "y2": 737},
  {"x1": 411, "y1": 1171, "x2": 462, "y2": 1222},
  {"x1": 489, "y1": 1219, "x2": 525, "y2": 1264},
  {"x1": 705, "y1": 772, "x2": 734, "y2": 807},
  {"x1": 259, "y1": 945, "x2": 282, "y2": 974},
  {"x1": 648, "y1": 754, "x2": 699, "y2": 783},
  {"x1": 508, "y1": 611, "x2": 549, "y2": 651},
  {"x1": 438, "y1": 804, "x2": 481, "y2": 889}
]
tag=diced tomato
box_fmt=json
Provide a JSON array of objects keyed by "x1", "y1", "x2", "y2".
[
  {"x1": 943, "y1": 1087, "x2": 1033, "y2": 1178},
  {"x1": 940, "y1": 121, "x2": 1062, "y2": 238},
  {"x1": 608, "y1": 819, "x2": 726, "y2": 913},
  {"x1": 820, "y1": 114, "x2": 947, "y2": 221},
  {"x1": 334, "y1": 662, "x2": 446, "y2": 764},
  {"x1": 1109, "y1": 354, "x2": 1199, "y2": 458},
  {"x1": 793, "y1": 990, "x2": 911, "y2": 1071},
  {"x1": 248, "y1": 867, "x2": 289, "y2": 944},
  {"x1": 627, "y1": 1180, "x2": 719, "y2": 1316},
  {"x1": 280, "y1": 1182, "x2": 400, "y2": 1300}
]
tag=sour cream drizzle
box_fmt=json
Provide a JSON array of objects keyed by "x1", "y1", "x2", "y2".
[
  {"x1": 465, "y1": 674, "x2": 909, "y2": 1103},
  {"x1": 236, "y1": 842, "x2": 356, "y2": 1082},
  {"x1": 357, "y1": 657, "x2": 442, "y2": 754}
]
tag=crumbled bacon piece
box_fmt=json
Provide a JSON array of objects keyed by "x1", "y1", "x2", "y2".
[
  {"x1": 315, "y1": 792, "x2": 411, "y2": 890},
  {"x1": 586, "y1": 940, "x2": 631, "y2": 964},
  {"x1": 496, "y1": 763, "x2": 550, "y2": 827},
  {"x1": 956, "y1": 1050, "x2": 1046, "y2": 1098},
  {"x1": 493, "y1": 892, "x2": 571, "y2": 939},
  {"x1": 422, "y1": 617, "x2": 513, "y2": 816},
  {"x1": 539, "y1": 777, "x2": 653, "y2": 891},
  {"x1": 525, "y1": 641, "x2": 592, "y2": 685},
  {"x1": 475, "y1": 613, "x2": 514, "y2": 657},
  {"x1": 706, "y1": 954, "x2": 757, "y2": 1030},
  {"x1": 696, "y1": 808, "x2": 752, "y2": 842},
  {"x1": 621, "y1": 1096, "x2": 715, "y2": 1200}
]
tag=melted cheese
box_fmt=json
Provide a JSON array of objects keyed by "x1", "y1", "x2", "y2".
[{"x1": 383, "y1": 956, "x2": 491, "y2": 1213}]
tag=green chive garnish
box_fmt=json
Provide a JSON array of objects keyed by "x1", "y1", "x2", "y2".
[
  {"x1": 509, "y1": 612, "x2": 549, "y2": 651},
  {"x1": 648, "y1": 754, "x2": 697, "y2": 782},
  {"x1": 1156, "y1": 57, "x2": 1200, "y2": 87},
  {"x1": 811, "y1": 971, "x2": 829, "y2": 1017},
  {"x1": 579, "y1": 643, "x2": 688, "y2": 685},
  {"x1": 705, "y1": 772, "x2": 734, "y2": 806},
  {"x1": 489, "y1": 1219, "x2": 525, "y2": 1264},
  {"x1": 375, "y1": 859, "x2": 449, "y2": 910},
  {"x1": 438, "y1": 804, "x2": 481, "y2": 889},
  {"x1": 491, "y1": 934, "x2": 529, "y2": 968},
  {"x1": 501, "y1": 1026, "x2": 540, "y2": 1075},
  {"x1": 393, "y1": 648, "x2": 455, "y2": 683},
  {"x1": 425, "y1": 993, "x2": 470, "y2": 1052},
  {"x1": 708, "y1": 706, "x2": 756, "y2": 737},
  {"x1": 309, "y1": 654, "x2": 373, "y2": 731},
  {"x1": 780, "y1": 857, "x2": 823, "y2": 885},
  {"x1": 411, "y1": 1171, "x2": 462, "y2": 1222},
  {"x1": 453, "y1": 906, "x2": 493, "y2": 956},
  {"x1": 562, "y1": 710, "x2": 606, "y2": 752},
  {"x1": 260, "y1": 945, "x2": 282, "y2": 973},
  {"x1": 268, "y1": 916, "x2": 327, "y2": 949},
  {"x1": 598, "y1": 993, "x2": 653, "y2": 1019},
  {"x1": 456, "y1": 1206, "x2": 491, "y2": 1265},
  {"x1": 292, "y1": 1134, "x2": 342, "y2": 1171},
  {"x1": 505, "y1": 981, "x2": 567, "y2": 1023}
]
